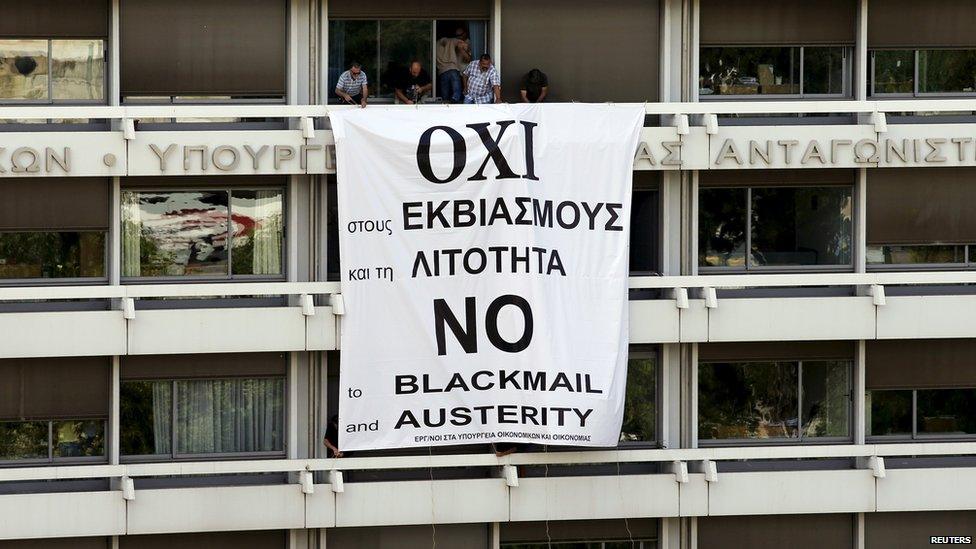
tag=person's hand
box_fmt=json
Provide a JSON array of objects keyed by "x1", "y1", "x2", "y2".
[
  {"x1": 404, "y1": 99, "x2": 415, "y2": 105},
  {"x1": 360, "y1": 98, "x2": 367, "y2": 108},
  {"x1": 335, "y1": 450, "x2": 344, "y2": 458}
]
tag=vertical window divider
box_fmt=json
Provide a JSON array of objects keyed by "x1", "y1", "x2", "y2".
[
  {"x1": 912, "y1": 389, "x2": 918, "y2": 440},
  {"x1": 47, "y1": 420, "x2": 54, "y2": 462},
  {"x1": 226, "y1": 188, "x2": 234, "y2": 278},
  {"x1": 745, "y1": 187, "x2": 753, "y2": 270},
  {"x1": 47, "y1": 39, "x2": 53, "y2": 104},
  {"x1": 799, "y1": 46, "x2": 805, "y2": 97},
  {"x1": 913, "y1": 49, "x2": 920, "y2": 96},
  {"x1": 431, "y1": 20, "x2": 437, "y2": 99},
  {"x1": 171, "y1": 380, "x2": 178, "y2": 459},
  {"x1": 797, "y1": 361, "x2": 804, "y2": 441}
]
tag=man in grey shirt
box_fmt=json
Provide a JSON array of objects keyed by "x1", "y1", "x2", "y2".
[{"x1": 335, "y1": 62, "x2": 368, "y2": 107}]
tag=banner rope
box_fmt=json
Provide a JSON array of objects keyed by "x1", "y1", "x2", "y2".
[{"x1": 544, "y1": 444, "x2": 552, "y2": 549}]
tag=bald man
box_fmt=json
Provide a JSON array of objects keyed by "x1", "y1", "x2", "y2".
[{"x1": 394, "y1": 61, "x2": 433, "y2": 105}]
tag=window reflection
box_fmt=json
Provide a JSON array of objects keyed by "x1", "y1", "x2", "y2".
[
  {"x1": 53, "y1": 419, "x2": 105, "y2": 458},
  {"x1": 700, "y1": 46, "x2": 848, "y2": 97},
  {"x1": 917, "y1": 389, "x2": 976, "y2": 436},
  {"x1": 919, "y1": 50, "x2": 976, "y2": 94},
  {"x1": 866, "y1": 244, "x2": 968, "y2": 267},
  {"x1": 801, "y1": 361, "x2": 850, "y2": 438},
  {"x1": 867, "y1": 390, "x2": 913, "y2": 437},
  {"x1": 872, "y1": 50, "x2": 914, "y2": 94},
  {"x1": 0, "y1": 39, "x2": 48, "y2": 100},
  {"x1": 699, "y1": 361, "x2": 799, "y2": 440},
  {"x1": 175, "y1": 378, "x2": 285, "y2": 455},
  {"x1": 620, "y1": 355, "x2": 655, "y2": 443},
  {"x1": 51, "y1": 39, "x2": 104, "y2": 101},
  {"x1": 0, "y1": 421, "x2": 48, "y2": 460},
  {"x1": 121, "y1": 189, "x2": 284, "y2": 279},
  {"x1": 750, "y1": 186, "x2": 852, "y2": 267},
  {"x1": 699, "y1": 187, "x2": 747, "y2": 267},
  {"x1": 0, "y1": 231, "x2": 105, "y2": 279},
  {"x1": 120, "y1": 380, "x2": 173, "y2": 456}
]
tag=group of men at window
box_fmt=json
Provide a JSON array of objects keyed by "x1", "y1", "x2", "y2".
[{"x1": 334, "y1": 25, "x2": 547, "y2": 107}]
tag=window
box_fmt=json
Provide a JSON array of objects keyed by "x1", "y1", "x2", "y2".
[
  {"x1": 0, "y1": 357, "x2": 109, "y2": 464},
  {"x1": 630, "y1": 180, "x2": 660, "y2": 275},
  {"x1": 698, "y1": 360, "x2": 851, "y2": 443},
  {"x1": 121, "y1": 188, "x2": 284, "y2": 279},
  {"x1": 501, "y1": 519, "x2": 658, "y2": 549},
  {"x1": 503, "y1": 542, "x2": 656, "y2": 549},
  {"x1": 0, "y1": 231, "x2": 105, "y2": 279},
  {"x1": 620, "y1": 351, "x2": 656, "y2": 444},
  {"x1": 871, "y1": 49, "x2": 976, "y2": 96},
  {"x1": 0, "y1": 39, "x2": 104, "y2": 103},
  {"x1": 868, "y1": 388, "x2": 976, "y2": 439},
  {"x1": 328, "y1": 19, "x2": 488, "y2": 102},
  {"x1": 699, "y1": 47, "x2": 850, "y2": 97},
  {"x1": 866, "y1": 244, "x2": 976, "y2": 268},
  {"x1": 121, "y1": 377, "x2": 286, "y2": 458},
  {"x1": 699, "y1": 185, "x2": 853, "y2": 270}
]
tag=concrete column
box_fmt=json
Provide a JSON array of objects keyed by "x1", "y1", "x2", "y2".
[
  {"x1": 491, "y1": 0, "x2": 502, "y2": 70},
  {"x1": 856, "y1": 0, "x2": 869, "y2": 101},
  {"x1": 109, "y1": 0, "x2": 120, "y2": 107}
]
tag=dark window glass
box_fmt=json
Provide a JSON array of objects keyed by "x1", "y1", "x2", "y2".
[
  {"x1": 121, "y1": 189, "x2": 284, "y2": 279},
  {"x1": 699, "y1": 187, "x2": 746, "y2": 268},
  {"x1": 698, "y1": 362, "x2": 799, "y2": 440},
  {"x1": 801, "y1": 361, "x2": 850, "y2": 438},
  {"x1": 630, "y1": 189, "x2": 659, "y2": 274},
  {"x1": 0, "y1": 421, "x2": 47, "y2": 460},
  {"x1": 327, "y1": 178, "x2": 340, "y2": 281},
  {"x1": 0, "y1": 231, "x2": 105, "y2": 279},
  {"x1": 620, "y1": 355, "x2": 655, "y2": 443},
  {"x1": 700, "y1": 47, "x2": 799, "y2": 96},
  {"x1": 872, "y1": 50, "x2": 914, "y2": 94},
  {"x1": 378, "y1": 20, "x2": 432, "y2": 98},
  {"x1": 917, "y1": 388, "x2": 976, "y2": 436},
  {"x1": 230, "y1": 190, "x2": 284, "y2": 276},
  {"x1": 120, "y1": 380, "x2": 173, "y2": 456},
  {"x1": 866, "y1": 245, "x2": 966, "y2": 266},
  {"x1": 803, "y1": 47, "x2": 846, "y2": 95},
  {"x1": 868, "y1": 390, "x2": 912, "y2": 437},
  {"x1": 919, "y1": 50, "x2": 976, "y2": 94},
  {"x1": 751, "y1": 186, "x2": 852, "y2": 267},
  {"x1": 53, "y1": 419, "x2": 105, "y2": 458},
  {"x1": 328, "y1": 20, "x2": 377, "y2": 102},
  {"x1": 502, "y1": 542, "x2": 655, "y2": 549},
  {"x1": 175, "y1": 378, "x2": 285, "y2": 455}
]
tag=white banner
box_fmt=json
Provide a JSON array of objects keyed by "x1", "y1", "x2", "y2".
[{"x1": 333, "y1": 104, "x2": 644, "y2": 451}]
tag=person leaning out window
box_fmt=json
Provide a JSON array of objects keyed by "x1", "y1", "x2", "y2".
[
  {"x1": 335, "y1": 62, "x2": 368, "y2": 108},
  {"x1": 394, "y1": 61, "x2": 433, "y2": 105},
  {"x1": 520, "y1": 68, "x2": 549, "y2": 103},
  {"x1": 462, "y1": 54, "x2": 502, "y2": 104}
]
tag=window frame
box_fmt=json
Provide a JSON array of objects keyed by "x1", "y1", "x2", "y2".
[
  {"x1": 0, "y1": 37, "x2": 108, "y2": 106},
  {"x1": 867, "y1": 387, "x2": 976, "y2": 443},
  {"x1": 0, "y1": 418, "x2": 108, "y2": 467},
  {"x1": 698, "y1": 184, "x2": 856, "y2": 273},
  {"x1": 119, "y1": 185, "x2": 288, "y2": 283},
  {"x1": 618, "y1": 346, "x2": 662, "y2": 449},
  {"x1": 870, "y1": 48, "x2": 976, "y2": 98},
  {"x1": 699, "y1": 45, "x2": 853, "y2": 100},
  {"x1": 120, "y1": 375, "x2": 288, "y2": 463},
  {"x1": 327, "y1": 17, "x2": 491, "y2": 104},
  {"x1": 697, "y1": 359, "x2": 854, "y2": 447},
  {"x1": 865, "y1": 243, "x2": 976, "y2": 271}
]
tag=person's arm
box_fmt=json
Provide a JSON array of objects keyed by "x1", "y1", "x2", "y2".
[
  {"x1": 462, "y1": 67, "x2": 470, "y2": 95},
  {"x1": 458, "y1": 41, "x2": 472, "y2": 64},
  {"x1": 360, "y1": 84, "x2": 369, "y2": 107},
  {"x1": 519, "y1": 89, "x2": 529, "y2": 103},
  {"x1": 394, "y1": 87, "x2": 412, "y2": 104},
  {"x1": 493, "y1": 85, "x2": 502, "y2": 104},
  {"x1": 537, "y1": 86, "x2": 548, "y2": 102},
  {"x1": 419, "y1": 80, "x2": 433, "y2": 96},
  {"x1": 335, "y1": 87, "x2": 353, "y2": 103},
  {"x1": 323, "y1": 436, "x2": 343, "y2": 458}
]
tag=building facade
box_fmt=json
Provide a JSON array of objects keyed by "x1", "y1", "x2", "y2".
[{"x1": 0, "y1": 0, "x2": 975, "y2": 547}]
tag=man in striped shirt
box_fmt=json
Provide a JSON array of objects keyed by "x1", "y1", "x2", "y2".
[
  {"x1": 462, "y1": 54, "x2": 501, "y2": 104},
  {"x1": 335, "y1": 62, "x2": 368, "y2": 107}
]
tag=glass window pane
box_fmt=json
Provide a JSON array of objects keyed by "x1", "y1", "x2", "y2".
[
  {"x1": 53, "y1": 419, "x2": 105, "y2": 458},
  {"x1": 0, "y1": 231, "x2": 105, "y2": 279},
  {"x1": 751, "y1": 186, "x2": 852, "y2": 267},
  {"x1": 0, "y1": 421, "x2": 48, "y2": 460},
  {"x1": 176, "y1": 378, "x2": 285, "y2": 455},
  {"x1": 919, "y1": 49, "x2": 976, "y2": 94},
  {"x1": 699, "y1": 187, "x2": 747, "y2": 268},
  {"x1": 120, "y1": 380, "x2": 172, "y2": 456},
  {"x1": 866, "y1": 244, "x2": 966, "y2": 265},
  {"x1": 630, "y1": 188, "x2": 659, "y2": 274},
  {"x1": 51, "y1": 40, "x2": 104, "y2": 101},
  {"x1": 698, "y1": 362, "x2": 799, "y2": 440},
  {"x1": 803, "y1": 47, "x2": 846, "y2": 95},
  {"x1": 328, "y1": 20, "x2": 378, "y2": 103},
  {"x1": 867, "y1": 390, "x2": 912, "y2": 437},
  {"x1": 917, "y1": 388, "x2": 976, "y2": 436},
  {"x1": 620, "y1": 356, "x2": 655, "y2": 443},
  {"x1": 0, "y1": 39, "x2": 49, "y2": 100},
  {"x1": 699, "y1": 47, "x2": 799, "y2": 96},
  {"x1": 800, "y1": 361, "x2": 851, "y2": 438},
  {"x1": 873, "y1": 50, "x2": 914, "y2": 94},
  {"x1": 231, "y1": 189, "x2": 284, "y2": 276},
  {"x1": 122, "y1": 190, "x2": 230, "y2": 277},
  {"x1": 378, "y1": 20, "x2": 433, "y2": 99}
]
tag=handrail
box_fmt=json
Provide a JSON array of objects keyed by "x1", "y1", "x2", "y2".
[
  {"x1": 0, "y1": 99, "x2": 974, "y2": 121},
  {"x1": 0, "y1": 271, "x2": 972, "y2": 302},
  {"x1": 0, "y1": 442, "x2": 973, "y2": 483}
]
